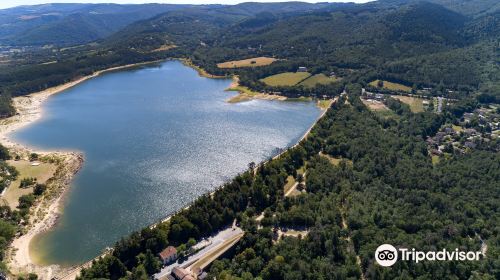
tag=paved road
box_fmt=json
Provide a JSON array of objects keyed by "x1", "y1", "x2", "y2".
[{"x1": 154, "y1": 226, "x2": 243, "y2": 279}]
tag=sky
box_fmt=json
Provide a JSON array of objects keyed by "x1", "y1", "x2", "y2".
[{"x1": 1, "y1": 0, "x2": 372, "y2": 10}]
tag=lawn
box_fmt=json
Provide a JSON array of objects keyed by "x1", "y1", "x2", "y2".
[
  {"x1": 217, "y1": 57, "x2": 277, "y2": 68},
  {"x1": 2, "y1": 160, "x2": 56, "y2": 208},
  {"x1": 261, "y1": 72, "x2": 311, "y2": 87},
  {"x1": 391, "y1": 95, "x2": 425, "y2": 113},
  {"x1": 299, "y1": 74, "x2": 339, "y2": 88},
  {"x1": 369, "y1": 80, "x2": 411, "y2": 93}
]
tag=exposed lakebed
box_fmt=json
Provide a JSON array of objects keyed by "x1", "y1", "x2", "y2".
[{"x1": 11, "y1": 61, "x2": 321, "y2": 265}]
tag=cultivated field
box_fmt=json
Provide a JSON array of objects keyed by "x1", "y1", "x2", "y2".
[
  {"x1": 369, "y1": 80, "x2": 411, "y2": 92},
  {"x1": 261, "y1": 72, "x2": 311, "y2": 87},
  {"x1": 391, "y1": 95, "x2": 425, "y2": 112},
  {"x1": 299, "y1": 74, "x2": 339, "y2": 87},
  {"x1": 217, "y1": 57, "x2": 277, "y2": 68}
]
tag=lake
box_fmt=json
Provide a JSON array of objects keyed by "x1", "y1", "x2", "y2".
[{"x1": 11, "y1": 60, "x2": 321, "y2": 265}]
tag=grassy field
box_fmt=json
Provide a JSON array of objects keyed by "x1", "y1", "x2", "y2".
[
  {"x1": 261, "y1": 72, "x2": 311, "y2": 87},
  {"x1": 391, "y1": 95, "x2": 425, "y2": 113},
  {"x1": 369, "y1": 80, "x2": 412, "y2": 92},
  {"x1": 2, "y1": 160, "x2": 56, "y2": 208},
  {"x1": 319, "y1": 152, "x2": 352, "y2": 166},
  {"x1": 217, "y1": 57, "x2": 277, "y2": 68},
  {"x1": 299, "y1": 74, "x2": 339, "y2": 88},
  {"x1": 317, "y1": 99, "x2": 334, "y2": 109}
]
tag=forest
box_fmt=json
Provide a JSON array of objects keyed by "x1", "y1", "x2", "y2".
[{"x1": 0, "y1": 0, "x2": 498, "y2": 116}]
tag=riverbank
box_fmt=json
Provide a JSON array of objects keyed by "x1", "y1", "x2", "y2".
[{"x1": 0, "y1": 59, "x2": 164, "y2": 280}]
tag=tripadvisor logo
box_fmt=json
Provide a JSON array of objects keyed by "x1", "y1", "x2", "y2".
[
  {"x1": 375, "y1": 244, "x2": 398, "y2": 267},
  {"x1": 375, "y1": 244, "x2": 484, "y2": 267}
]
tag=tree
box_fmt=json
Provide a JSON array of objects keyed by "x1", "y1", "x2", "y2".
[{"x1": 33, "y1": 184, "x2": 47, "y2": 196}]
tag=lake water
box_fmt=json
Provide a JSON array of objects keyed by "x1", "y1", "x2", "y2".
[{"x1": 12, "y1": 61, "x2": 321, "y2": 265}]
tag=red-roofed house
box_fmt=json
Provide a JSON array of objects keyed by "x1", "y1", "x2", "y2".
[{"x1": 159, "y1": 246, "x2": 178, "y2": 265}]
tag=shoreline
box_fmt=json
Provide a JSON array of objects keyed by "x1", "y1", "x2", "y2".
[
  {"x1": 0, "y1": 59, "x2": 165, "y2": 280},
  {"x1": 1, "y1": 58, "x2": 332, "y2": 279},
  {"x1": 225, "y1": 76, "x2": 288, "y2": 103}
]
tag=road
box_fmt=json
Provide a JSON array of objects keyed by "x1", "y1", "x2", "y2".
[
  {"x1": 437, "y1": 97, "x2": 443, "y2": 113},
  {"x1": 154, "y1": 226, "x2": 243, "y2": 279}
]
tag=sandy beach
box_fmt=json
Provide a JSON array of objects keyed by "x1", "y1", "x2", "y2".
[{"x1": 0, "y1": 60, "x2": 163, "y2": 280}]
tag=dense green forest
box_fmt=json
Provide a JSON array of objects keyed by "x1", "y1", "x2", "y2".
[
  {"x1": 77, "y1": 92, "x2": 499, "y2": 279},
  {"x1": 0, "y1": 0, "x2": 498, "y2": 116}
]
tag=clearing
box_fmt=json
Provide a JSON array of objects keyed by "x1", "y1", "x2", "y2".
[
  {"x1": 217, "y1": 57, "x2": 277, "y2": 68},
  {"x1": 2, "y1": 160, "x2": 56, "y2": 208},
  {"x1": 299, "y1": 74, "x2": 340, "y2": 88},
  {"x1": 317, "y1": 99, "x2": 334, "y2": 110},
  {"x1": 369, "y1": 80, "x2": 411, "y2": 93},
  {"x1": 319, "y1": 152, "x2": 352, "y2": 166},
  {"x1": 361, "y1": 98, "x2": 390, "y2": 111},
  {"x1": 150, "y1": 44, "x2": 177, "y2": 53},
  {"x1": 261, "y1": 72, "x2": 311, "y2": 87},
  {"x1": 391, "y1": 95, "x2": 425, "y2": 113}
]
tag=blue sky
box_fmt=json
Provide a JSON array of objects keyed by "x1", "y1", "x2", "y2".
[{"x1": 1, "y1": 0, "x2": 372, "y2": 9}]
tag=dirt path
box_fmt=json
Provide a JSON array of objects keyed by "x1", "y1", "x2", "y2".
[{"x1": 340, "y1": 203, "x2": 366, "y2": 280}]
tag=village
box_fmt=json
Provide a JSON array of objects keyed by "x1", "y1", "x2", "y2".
[
  {"x1": 427, "y1": 105, "x2": 500, "y2": 158},
  {"x1": 359, "y1": 84, "x2": 500, "y2": 160}
]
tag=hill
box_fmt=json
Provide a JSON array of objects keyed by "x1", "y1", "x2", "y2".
[{"x1": 0, "y1": 3, "x2": 190, "y2": 46}]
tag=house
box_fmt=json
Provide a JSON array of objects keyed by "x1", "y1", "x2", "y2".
[
  {"x1": 159, "y1": 246, "x2": 178, "y2": 265},
  {"x1": 297, "y1": 66, "x2": 307, "y2": 72},
  {"x1": 172, "y1": 267, "x2": 195, "y2": 280},
  {"x1": 464, "y1": 141, "x2": 477, "y2": 149}
]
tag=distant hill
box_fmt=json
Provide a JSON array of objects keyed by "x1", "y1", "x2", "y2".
[
  {"x1": 378, "y1": 0, "x2": 500, "y2": 16},
  {"x1": 0, "y1": 3, "x2": 191, "y2": 46},
  {"x1": 0, "y1": 2, "x2": 347, "y2": 47}
]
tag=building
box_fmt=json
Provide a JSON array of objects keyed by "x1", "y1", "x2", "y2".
[
  {"x1": 297, "y1": 66, "x2": 307, "y2": 72},
  {"x1": 159, "y1": 246, "x2": 178, "y2": 265},
  {"x1": 172, "y1": 267, "x2": 195, "y2": 280}
]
